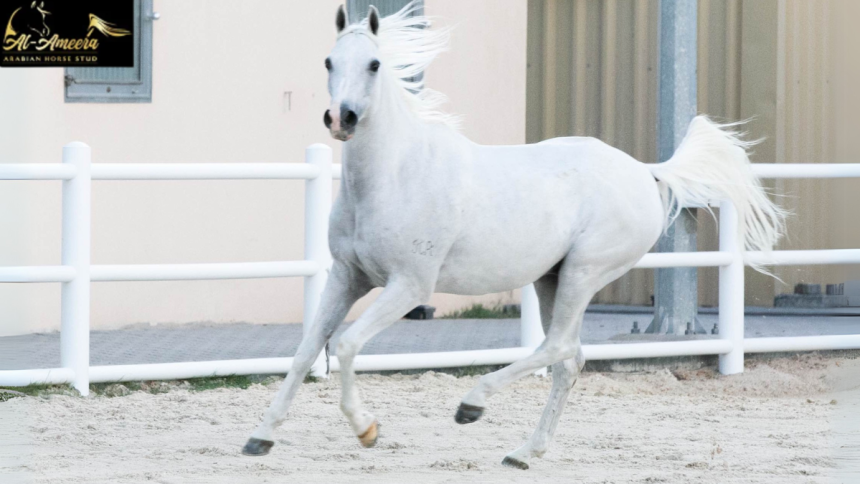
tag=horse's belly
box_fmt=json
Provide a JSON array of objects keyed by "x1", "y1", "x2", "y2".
[
  {"x1": 435, "y1": 259, "x2": 562, "y2": 295},
  {"x1": 433, "y1": 214, "x2": 576, "y2": 295}
]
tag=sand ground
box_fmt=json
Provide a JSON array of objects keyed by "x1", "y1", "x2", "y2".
[{"x1": 2, "y1": 353, "x2": 860, "y2": 484}]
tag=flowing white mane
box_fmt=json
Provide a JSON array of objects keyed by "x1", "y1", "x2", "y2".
[{"x1": 342, "y1": 2, "x2": 461, "y2": 129}]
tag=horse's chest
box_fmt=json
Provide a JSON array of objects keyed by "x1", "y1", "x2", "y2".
[
  {"x1": 351, "y1": 221, "x2": 428, "y2": 283},
  {"x1": 335, "y1": 200, "x2": 455, "y2": 286},
  {"x1": 350, "y1": 235, "x2": 398, "y2": 285}
]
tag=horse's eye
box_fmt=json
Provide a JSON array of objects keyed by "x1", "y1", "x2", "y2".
[
  {"x1": 324, "y1": 58, "x2": 332, "y2": 71},
  {"x1": 369, "y1": 60, "x2": 380, "y2": 73}
]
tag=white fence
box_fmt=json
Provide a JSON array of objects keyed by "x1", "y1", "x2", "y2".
[{"x1": 2, "y1": 142, "x2": 860, "y2": 396}]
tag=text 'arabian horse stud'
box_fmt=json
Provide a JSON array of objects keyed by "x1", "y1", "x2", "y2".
[{"x1": 243, "y1": 1, "x2": 784, "y2": 469}]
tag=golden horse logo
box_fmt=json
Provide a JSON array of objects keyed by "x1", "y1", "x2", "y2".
[
  {"x1": 5, "y1": 1, "x2": 51, "y2": 43},
  {"x1": 87, "y1": 14, "x2": 130, "y2": 38}
]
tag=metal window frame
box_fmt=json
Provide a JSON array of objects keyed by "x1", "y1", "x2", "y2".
[{"x1": 64, "y1": 0, "x2": 153, "y2": 103}]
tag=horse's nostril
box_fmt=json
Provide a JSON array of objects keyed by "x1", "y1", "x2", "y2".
[
  {"x1": 323, "y1": 110, "x2": 333, "y2": 129},
  {"x1": 342, "y1": 110, "x2": 358, "y2": 129}
]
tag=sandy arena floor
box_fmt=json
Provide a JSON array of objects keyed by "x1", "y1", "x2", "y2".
[{"x1": 3, "y1": 354, "x2": 860, "y2": 484}]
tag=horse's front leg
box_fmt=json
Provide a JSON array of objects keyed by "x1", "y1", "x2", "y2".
[
  {"x1": 242, "y1": 262, "x2": 370, "y2": 456},
  {"x1": 336, "y1": 278, "x2": 428, "y2": 447}
]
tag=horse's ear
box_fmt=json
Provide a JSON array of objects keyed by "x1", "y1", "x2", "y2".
[
  {"x1": 368, "y1": 5, "x2": 379, "y2": 36},
  {"x1": 31, "y1": 1, "x2": 36, "y2": 8},
  {"x1": 336, "y1": 5, "x2": 346, "y2": 33}
]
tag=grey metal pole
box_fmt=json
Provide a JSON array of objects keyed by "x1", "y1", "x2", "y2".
[{"x1": 648, "y1": 0, "x2": 701, "y2": 335}]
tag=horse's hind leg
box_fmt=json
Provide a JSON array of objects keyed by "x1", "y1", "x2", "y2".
[
  {"x1": 242, "y1": 262, "x2": 370, "y2": 456},
  {"x1": 501, "y1": 274, "x2": 585, "y2": 470},
  {"x1": 503, "y1": 358, "x2": 583, "y2": 469},
  {"x1": 455, "y1": 257, "x2": 594, "y2": 421},
  {"x1": 456, "y1": 246, "x2": 642, "y2": 468}
]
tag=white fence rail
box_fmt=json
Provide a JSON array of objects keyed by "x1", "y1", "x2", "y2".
[{"x1": 2, "y1": 142, "x2": 860, "y2": 395}]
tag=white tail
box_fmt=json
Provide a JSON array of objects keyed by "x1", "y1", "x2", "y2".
[{"x1": 649, "y1": 116, "x2": 787, "y2": 272}]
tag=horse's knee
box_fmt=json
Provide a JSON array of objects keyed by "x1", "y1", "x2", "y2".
[
  {"x1": 336, "y1": 337, "x2": 358, "y2": 362},
  {"x1": 539, "y1": 340, "x2": 580, "y2": 363},
  {"x1": 551, "y1": 360, "x2": 577, "y2": 387},
  {"x1": 573, "y1": 344, "x2": 585, "y2": 372},
  {"x1": 549, "y1": 345, "x2": 584, "y2": 386}
]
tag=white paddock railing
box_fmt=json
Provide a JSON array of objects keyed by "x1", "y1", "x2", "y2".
[
  {"x1": 2, "y1": 143, "x2": 860, "y2": 395},
  {"x1": 1, "y1": 143, "x2": 340, "y2": 395}
]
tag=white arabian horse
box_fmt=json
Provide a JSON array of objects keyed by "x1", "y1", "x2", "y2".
[{"x1": 243, "y1": 3, "x2": 785, "y2": 469}]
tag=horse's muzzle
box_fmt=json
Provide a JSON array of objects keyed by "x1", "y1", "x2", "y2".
[{"x1": 324, "y1": 109, "x2": 355, "y2": 141}]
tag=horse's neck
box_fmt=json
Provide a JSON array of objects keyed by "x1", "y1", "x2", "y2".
[{"x1": 341, "y1": 91, "x2": 427, "y2": 203}]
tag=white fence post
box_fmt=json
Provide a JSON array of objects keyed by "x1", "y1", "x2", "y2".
[
  {"x1": 718, "y1": 200, "x2": 744, "y2": 375},
  {"x1": 520, "y1": 283, "x2": 547, "y2": 376},
  {"x1": 61, "y1": 142, "x2": 91, "y2": 395},
  {"x1": 304, "y1": 144, "x2": 333, "y2": 378}
]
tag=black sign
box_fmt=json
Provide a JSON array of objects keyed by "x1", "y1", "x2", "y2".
[{"x1": 1, "y1": 0, "x2": 134, "y2": 67}]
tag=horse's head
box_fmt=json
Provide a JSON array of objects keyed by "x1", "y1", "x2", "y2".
[
  {"x1": 24, "y1": 1, "x2": 51, "y2": 38},
  {"x1": 323, "y1": 5, "x2": 382, "y2": 142}
]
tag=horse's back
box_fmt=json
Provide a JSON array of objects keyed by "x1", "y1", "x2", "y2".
[
  {"x1": 472, "y1": 136, "x2": 658, "y2": 211},
  {"x1": 530, "y1": 137, "x2": 663, "y2": 231},
  {"x1": 536, "y1": 136, "x2": 643, "y2": 168},
  {"x1": 536, "y1": 136, "x2": 599, "y2": 147},
  {"x1": 474, "y1": 136, "x2": 653, "y2": 187}
]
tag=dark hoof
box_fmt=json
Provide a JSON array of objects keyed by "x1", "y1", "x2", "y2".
[
  {"x1": 454, "y1": 403, "x2": 484, "y2": 424},
  {"x1": 501, "y1": 456, "x2": 529, "y2": 470},
  {"x1": 242, "y1": 437, "x2": 274, "y2": 456}
]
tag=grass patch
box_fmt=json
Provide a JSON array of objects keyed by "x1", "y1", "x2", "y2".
[
  {"x1": 0, "y1": 384, "x2": 80, "y2": 401},
  {"x1": 373, "y1": 365, "x2": 504, "y2": 378},
  {"x1": 90, "y1": 382, "x2": 133, "y2": 395},
  {"x1": 0, "y1": 384, "x2": 54, "y2": 397},
  {"x1": 0, "y1": 375, "x2": 281, "y2": 401},
  {"x1": 0, "y1": 365, "x2": 505, "y2": 402},
  {"x1": 0, "y1": 386, "x2": 39, "y2": 402},
  {"x1": 440, "y1": 303, "x2": 520, "y2": 319},
  {"x1": 186, "y1": 375, "x2": 259, "y2": 392}
]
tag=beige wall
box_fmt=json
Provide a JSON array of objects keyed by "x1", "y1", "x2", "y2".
[
  {"x1": 0, "y1": 0, "x2": 528, "y2": 337},
  {"x1": 527, "y1": 0, "x2": 860, "y2": 307}
]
